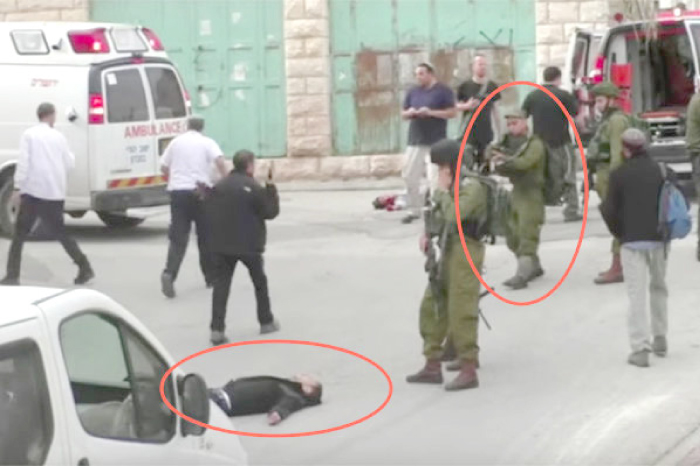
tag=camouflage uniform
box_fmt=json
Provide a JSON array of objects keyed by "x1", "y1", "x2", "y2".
[{"x1": 685, "y1": 92, "x2": 700, "y2": 260}]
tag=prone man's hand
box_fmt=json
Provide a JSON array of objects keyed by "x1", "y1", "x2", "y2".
[{"x1": 268, "y1": 411, "x2": 283, "y2": 426}]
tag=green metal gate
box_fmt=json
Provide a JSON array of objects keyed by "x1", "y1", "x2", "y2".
[
  {"x1": 91, "y1": 0, "x2": 286, "y2": 158},
  {"x1": 330, "y1": 0, "x2": 536, "y2": 155}
]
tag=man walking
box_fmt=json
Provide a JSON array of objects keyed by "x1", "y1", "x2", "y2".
[
  {"x1": 206, "y1": 150, "x2": 280, "y2": 345},
  {"x1": 401, "y1": 62, "x2": 457, "y2": 224},
  {"x1": 160, "y1": 116, "x2": 228, "y2": 298},
  {"x1": 490, "y1": 111, "x2": 547, "y2": 290},
  {"x1": 406, "y1": 139, "x2": 487, "y2": 391},
  {"x1": 600, "y1": 128, "x2": 668, "y2": 368},
  {"x1": 1, "y1": 103, "x2": 93, "y2": 286},
  {"x1": 684, "y1": 90, "x2": 700, "y2": 261},
  {"x1": 522, "y1": 66, "x2": 582, "y2": 221},
  {"x1": 456, "y1": 54, "x2": 501, "y2": 169},
  {"x1": 587, "y1": 82, "x2": 631, "y2": 285}
]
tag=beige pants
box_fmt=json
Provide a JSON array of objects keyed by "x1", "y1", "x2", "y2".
[
  {"x1": 403, "y1": 145, "x2": 437, "y2": 216},
  {"x1": 620, "y1": 246, "x2": 669, "y2": 353}
]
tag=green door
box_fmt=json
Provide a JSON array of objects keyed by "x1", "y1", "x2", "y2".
[
  {"x1": 330, "y1": 0, "x2": 536, "y2": 155},
  {"x1": 91, "y1": 0, "x2": 286, "y2": 158}
]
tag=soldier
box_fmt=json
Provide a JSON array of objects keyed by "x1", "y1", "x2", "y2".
[
  {"x1": 587, "y1": 81, "x2": 631, "y2": 284},
  {"x1": 489, "y1": 110, "x2": 546, "y2": 290},
  {"x1": 406, "y1": 138, "x2": 487, "y2": 391},
  {"x1": 685, "y1": 90, "x2": 700, "y2": 262}
]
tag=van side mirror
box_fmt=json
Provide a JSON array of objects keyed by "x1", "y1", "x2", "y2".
[{"x1": 179, "y1": 373, "x2": 210, "y2": 437}]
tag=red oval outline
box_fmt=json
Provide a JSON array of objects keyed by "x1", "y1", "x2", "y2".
[
  {"x1": 455, "y1": 80, "x2": 589, "y2": 306},
  {"x1": 159, "y1": 339, "x2": 394, "y2": 438}
]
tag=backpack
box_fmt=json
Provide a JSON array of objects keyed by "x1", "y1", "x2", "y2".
[
  {"x1": 543, "y1": 144, "x2": 570, "y2": 207},
  {"x1": 460, "y1": 172, "x2": 510, "y2": 244},
  {"x1": 657, "y1": 163, "x2": 692, "y2": 241}
]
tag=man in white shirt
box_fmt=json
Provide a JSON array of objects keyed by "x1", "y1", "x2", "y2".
[
  {"x1": 0, "y1": 103, "x2": 93, "y2": 286},
  {"x1": 160, "y1": 115, "x2": 228, "y2": 298}
]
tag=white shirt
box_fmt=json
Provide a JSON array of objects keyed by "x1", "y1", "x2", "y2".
[
  {"x1": 161, "y1": 130, "x2": 223, "y2": 191},
  {"x1": 14, "y1": 123, "x2": 75, "y2": 201}
]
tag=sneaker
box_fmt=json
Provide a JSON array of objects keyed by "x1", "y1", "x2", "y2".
[
  {"x1": 0, "y1": 277, "x2": 19, "y2": 286},
  {"x1": 74, "y1": 263, "x2": 95, "y2": 285},
  {"x1": 652, "y1": 336, "x2": 668, "y2": 357},
  {"x1": 209, "y1": 388, "x2": 232, "y2": 415},
  {"x1": 210, "y1": 331, "x2": 229, "y2": 346},
  {"x1": 260, "y1": 320, "x2": 281, "y2": 335},
  {"x1": 627, "y1": 350, "x2": 650, "y2": 368},
  {"x1": 161, "y1": 272, "x2": 176, "y2": 299}
]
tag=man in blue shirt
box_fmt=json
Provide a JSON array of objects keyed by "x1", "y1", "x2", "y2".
[{"x1": 401, "y1": 63, "x2": 456, "y2": 224}]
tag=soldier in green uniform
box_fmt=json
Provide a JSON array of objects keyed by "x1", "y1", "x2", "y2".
[
  {"x1": 587, "y1": 81, "x2": 630, "y2": 284},
  {"x1": 406, "y1": 138, "x2": 487, "y2": 391},
  {"x1": 685, "y1": 91, "x2": 700, "y2": 261},
  {"x1": 489, "y1": 110, "x2": 546, "y2": 290}
]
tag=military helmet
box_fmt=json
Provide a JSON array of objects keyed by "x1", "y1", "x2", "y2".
[
  {"x1": 591, "y1": 81, "x2": 621, "y2": 98},
  {"x1": 430, "y1": 139, "x2": 473, "y2": 171}
]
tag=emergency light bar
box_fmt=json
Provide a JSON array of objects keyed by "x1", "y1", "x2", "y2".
[
  {"x1": 141, "y1": 28, "x2": 164, "y2": 51},
  {"x1": 11, "y1": 30, "x2": 49, "y2": 55},
  {"x1": 68, "y1": 28, "x2": 110, "y2": 53}
]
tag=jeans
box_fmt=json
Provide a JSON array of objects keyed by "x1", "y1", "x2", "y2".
[
  {"x1": 210, "y1": 253, "x2": 274, "y2": 332},
  {"x1": 164, "y1": 190, "x2": 213, "y2": 283},
  {"x1": 5, "y1": 195, "x2": 87, "y2": 279}
]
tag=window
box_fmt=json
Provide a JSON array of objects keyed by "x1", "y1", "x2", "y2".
[
  {"x1": 146, "y1": 67, "x2": 187, "y2": 119},
  {"x1": 11, "y1": 30, "x2": 49, "y2": 55},
  {"x1": 104, "y1": 69, "x2": 150, "y2": 123},
  {"x1": 0, "y1": 339, "x2": 53, "y2": 466},
  {"x1": 60, "y1": 313, "x2": 176, "y2": 443},
  {"x1": 111, "y1": 28, "x2": 148, "y2": 53}
]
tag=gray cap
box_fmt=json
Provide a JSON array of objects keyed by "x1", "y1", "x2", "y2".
[{"x1": 621, "y1": 128, "x2": 648, "y2": 150}]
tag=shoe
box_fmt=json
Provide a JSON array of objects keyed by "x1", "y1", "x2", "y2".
[
  {"x1": 210, "y1": 331, "x2": 229, "y2": 346},
  {"x1": 444, "y1": 362, "x2": 479, "y2": 391},
  {"x1": 209, "y1": 388, "x2": 232, "y2": 415},
  {"x1": 74, "y1": 262, "x2": 95, "y2": 285},
  {"x1": 446, "y1": 358, "x2": 480, "y2": 371},
  {"x1": 401, "y1": 213, "x2": 420, "y2": 224},
  {"x1": 505, "y1": 256, "x2": 536, "y2": 290},
  {"x1": 529, "y1": 256, "x2": 545, "y2": 280},
  {"x1": 627, "y1": 350, "x2": 650, "y2": 368},
  {"x1": 594, "y1": 253, "x2": 624, "y2": 285},
  {"x1": 0, "y1": 277, "x2": 19, "y2": 286},
  {"x1": 406, "y1": 359, "x2": 443, "y2": 384},
  {"x1": 260, "y1": 320, "x2": 281, "y2": 335},
  {"x1": 161, "y1": 272, "x2": 176, "y2": 299},
  {"x1": 652, "y1": 336, "x2": 668, "y2": 357},
  {"x1": 564, "y1": 213, "x2": 583, "y2": 222}
]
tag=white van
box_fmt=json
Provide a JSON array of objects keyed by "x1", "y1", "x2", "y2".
[
  {"x1": 0, "y1": 287, "x2": 248, "y2": 465},
  {"x1": 564, "y1": 6, "x2": 700, "y2": 195},
  {"x1": 0, "y1": 22, "x2": 191, "y2": 236}
]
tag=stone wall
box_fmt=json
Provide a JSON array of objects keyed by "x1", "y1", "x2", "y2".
[{"x1": 0, "y1": 0, "x2": 88, "y2": 21}]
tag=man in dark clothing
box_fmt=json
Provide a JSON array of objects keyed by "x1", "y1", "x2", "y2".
[
  {"x1": 209, "y1": 374, "x2": 322, "y2": 425},
  {"x1": 401, "y1": 62, "x2": 457, "y2": 224},
  {"x1": 600, "y1": 128, "x2": 668, "y2": 368},
  {"x1": 206, "y1": 150, "x2": 280, "y2": 345},
  {"x1": 456, "y1": 54, "x2": 501, "y2": 170},
  {"x1": 522, "y1": 66, "x2": 582, "y2": 221}
]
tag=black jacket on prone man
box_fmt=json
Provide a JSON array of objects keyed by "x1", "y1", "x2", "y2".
[{"x1": 209, "y1": 374, "x2": 322, "y2": 425}]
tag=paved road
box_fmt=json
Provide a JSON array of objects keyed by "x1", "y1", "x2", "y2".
[{"x1": 2, "y1": 186, "x2": 700, "y2": 465}]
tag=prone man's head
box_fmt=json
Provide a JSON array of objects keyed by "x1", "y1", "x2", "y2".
[
  {"x1": 232, "y1": 149, "x2": 256, "y2": 176},
  {"x1": 292, "y1": 374, "x2": 323, "y2": 404},
  {"x1": 37, "y1": 102, "x2": 56, "y2": 126},
  {"x1": 505, "y1": 110, "x2": 529, "y2": 136}
]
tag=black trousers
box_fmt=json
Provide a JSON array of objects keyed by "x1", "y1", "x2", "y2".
[
  {"x1": 5, "y1": 195, "x2": 87, "y2": 279},
  {"x1": 164, "y1": 190, "x2": 213, "y2": 283},
  {"x1": 210, "y1": 253, "x2": 273, "y2": 332}
]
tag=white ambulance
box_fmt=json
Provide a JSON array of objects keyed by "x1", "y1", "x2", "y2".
[
  {"x1": 0, "y1": 22, "x2": 191, "y2": 236},
  {"x1": 0, "y1": 286, "x2": 248, "y2": 465}
]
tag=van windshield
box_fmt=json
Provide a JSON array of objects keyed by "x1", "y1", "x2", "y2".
[{"x1": 145, "y1": 67, "x2": 187, "y2": 120}]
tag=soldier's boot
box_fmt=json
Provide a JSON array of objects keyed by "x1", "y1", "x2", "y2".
[
  {"x1": 594, "y1": 253, "x2": 624, "y2": 285},
  {"x1": 502, "y1": 259, "x2": 521, "y2": 287},
  {"x1": 529, "y1": 256, "x2": 545, "y2": 280},
  {"x1": 508, "y1": 256, "x2": 536, "y2": 290},
  {"x1": 406, "y1": 359, "x2": 443, "y2": 384},
  {"x1": 444, "y1": 361, "x2": 479, "y2": 391},
  {"x1": 446, "y1": 358, "x2": 480, "y2": 371}
]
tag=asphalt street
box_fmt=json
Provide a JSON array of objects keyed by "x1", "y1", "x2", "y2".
[{"x1": 2, "y1": 183, "x2": 700, "y2": 465}]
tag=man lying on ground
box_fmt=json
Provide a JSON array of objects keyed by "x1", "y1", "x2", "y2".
[{"x1": 209, "y1": 374, "x2": 323, "y2": 425}]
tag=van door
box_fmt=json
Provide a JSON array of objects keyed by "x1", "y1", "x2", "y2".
[
  {"x1": 142, "y1": 64, "x2": 189, "y2": 174},
  {"x1": 684, "y1": 20, "x2": 700, "y2": 92},
  {"x1": 93, "y1": 66, "x2": 157, "y2": 191},
  {"x1": 564, "y1": 29, "x2": 603, "y2": 143}
]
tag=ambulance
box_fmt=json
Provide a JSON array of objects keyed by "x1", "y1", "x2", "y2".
[
  {"x1": 564, "y1": 6, "x2": 700, "y2": 196},
  {"x1": 0, "y1": 22, "x2": 191, "y2": 236},
  {"x1": 0, "y1": 286, "x2": 248, "y2": 465}
]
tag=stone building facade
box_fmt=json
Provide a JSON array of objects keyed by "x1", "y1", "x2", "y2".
[{"x1": 0, "y1": 0, "x2": 87, "y2": 21}]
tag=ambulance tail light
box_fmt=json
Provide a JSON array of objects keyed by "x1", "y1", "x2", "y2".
[
  {"x1": 184, "y1": 90, "x2": 192, "y2": 111},
  {"x1": 89, "y1": 94, "x2": 105, "y2": 124},
  {"x1": 68, "y1": 29, "x2": 110, "y2": 54},
  {"x1": 591, "y1": 55, "x2": 605, "y2": 84},
  {"x1": 142, "y1": 28, "x2": 164, "y2": 51}
]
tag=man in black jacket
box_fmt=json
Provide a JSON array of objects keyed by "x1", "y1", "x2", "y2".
[
  {"x1": 209, "y1": 374, "x2": 322, "y2": 425},
  {"x1": 600, "y1": 128, "x2": 668, "y2": 368},
  {"x1": 206, "y1": 150, "x2": 280, "y2": 345}
]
